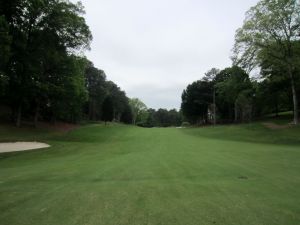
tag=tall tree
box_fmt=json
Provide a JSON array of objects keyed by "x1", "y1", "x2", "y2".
[
  {"x1": 47, "y1": 55, "x2": 88, "y2": 123},
  {"x1": 85, "y1": 61, "x2": 107, "y2": 120},
  {"x1": 105, "y1": 81, "x2": 129, "y2": 121},
  {"x1": 120, "y1": 103, "x2": 133, "y2": 124},
  {"x1": 181, "y1": 80, "x2": 213, "y2": 124},
  {"x1": 233, "y1": 0, "x2": 300, "y2": 124},
  {"x1": 215, "y1": 66, "x2": 253, "y2": 122},
  {"x1": 0, "y1": 16, "x2": 11, "y2": 72},
  {"x1": 1, "y1": 0, "x2": 92, "y2": 126},
  {"x1": 203, "y1": 68, "x2": 220, "y2": 124},
  {"x1": 0, "y1": 16, "x2": 10, "y2": 97},
  {"x1": 102, "y1": 96, "x2": 114, "y2": 124},
  {"x1": 129, "y1": 98, "x2": 147, "y2": 125},
  {"x1": 252, "y1": 78, "x2": 291, "y2": 117}
]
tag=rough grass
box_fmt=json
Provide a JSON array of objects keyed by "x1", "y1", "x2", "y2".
[{"x1": 0, "y1": 119, "x2": 299, "y2": 225}]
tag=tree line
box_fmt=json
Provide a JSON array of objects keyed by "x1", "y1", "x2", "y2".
[
  {"x1": 1, "y1": 0, "x2": 299, "y2": 127},
  {"x1": 0, "y1": 0, "x2": 180, "y2": 128},
  {"x1": 181, "y1": 0, "x2": 300, "y2": 125},
  {"x1": 129, "y1": 98, "x2": 182, "y2": 127},
  {"x1": 0, "y1": 0, "x2": 133, "y2": 126}
]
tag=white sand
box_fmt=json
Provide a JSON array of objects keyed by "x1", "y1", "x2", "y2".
[{"x1": 0, "y1": 142, "x2": 50, "y2": 153}]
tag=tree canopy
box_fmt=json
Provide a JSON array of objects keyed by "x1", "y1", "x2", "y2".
[
  {"x1": 0, "y1": 0, "x2": 133, "y2": 127},
  {"x1": 233, "y1": 0, "x2": 300, "y2": 124},
  {"x1": 129, "y1": 98, "x2": 147, "y2": 125}
]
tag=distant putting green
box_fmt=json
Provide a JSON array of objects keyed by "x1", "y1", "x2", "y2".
[{"x1": 0, "y1": 122, "x2": 300, "y2": 225}]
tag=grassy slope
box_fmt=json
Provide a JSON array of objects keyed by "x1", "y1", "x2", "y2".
[{"x1": 0, "y1": 121, "x2": 299, "y2": 225}]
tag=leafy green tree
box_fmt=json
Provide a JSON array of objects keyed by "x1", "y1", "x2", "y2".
[
  {"x1": 0, "y1": 16, "x2": 11, "y2": 71},
  {"x1": 1, "y1": 0, "x2": 92, "y2": 126},
  {"x1": 35, "y1": 55, "x2": 88, "y2": 124},
  {"x1": 83, "y1": 63, "x2": 133, "y2": 123},
  {"x1": 105, "y1": 81, "x2": 129, "y2": 121},
  {"x1": 144, "y1": 108, "x2": 156, "y2": 127},
  {"x1": 120, "y1": 103, "x2": 133, "y2": 124},
  {"x1": 167, "y1": 109, "x2": 182, "y2": 127},
  {"x1": 233, "y1": 0, "x2": 300, "y2": 124},
  {"x1": 203, "y1": 68, "x2": 220, "y2": 124},
  {"x1": 252, "y1": 78, "x2": 291, "y2": 117},
  {"x1": 135, "y1": 108, "x2": 182, "y2": 127},
  {"x1": 181, "y1": 80, "x2": 213, "y2": 124},
  {"x1": 136, "y1": 109, "x2": 149, "y2": 127},
  {"x1": 129, "y1": 98, "x2": 147, "y2": 124},
  {"x1": 153, "y1": 108, "x2": 182, "y2": 127},
  {"x1": 215, "y1": 66, "x2": 253, "y2": 122},
  {"x1": 0, "y1": 16, "x2": 10, "y2": 98},
  {"x1": 102, "y1": 96, "x2": 114, "y2": 124},
  {"x1": 154, "y1": 109, "x2": 170, "y2": 127},
  {"x1": 254, "y1": 47, "x2": 296, "y2": 116},
  {"x1": 85, "y1": 61, "x2": 107, "y2": 120},
  {"x1": 203, "y1": 68, "x2": 220, "y2": 82}
]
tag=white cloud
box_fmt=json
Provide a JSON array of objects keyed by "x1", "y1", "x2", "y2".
[{"x1": 79, "y1": 0, "x2": 259, "y2": 109}]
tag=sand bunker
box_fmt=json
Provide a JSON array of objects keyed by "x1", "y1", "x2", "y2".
[{"x1": 0, "y1": 142, "x2": 50, "y2": 153}]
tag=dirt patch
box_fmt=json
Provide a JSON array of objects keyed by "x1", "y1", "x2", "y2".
[
  {"x1": 262, "y1": 122, "x2": 291, "y2": 130},
  {"x1": 0, "y1": 142, "x2": 50, "y2": 153}
]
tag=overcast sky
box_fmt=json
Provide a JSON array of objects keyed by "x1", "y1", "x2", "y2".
[{"x1": 79, "y1": 0, "x2": 258, "y2": 109}]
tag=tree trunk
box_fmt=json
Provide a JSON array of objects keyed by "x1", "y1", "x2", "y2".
[
  {"x1": 133, "y1": 115, "x2": 136, "y2": 125},
  {"x1": 16, "y1": 104, "x2": 22, "y2": 127},
  {"x1": 288, "y1": 65, "x2": 298, "y2": 125}
]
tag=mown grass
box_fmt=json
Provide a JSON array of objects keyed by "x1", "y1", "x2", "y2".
[{"x1": 0, "y1": 119, "x2": 299, "y2": 225}]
